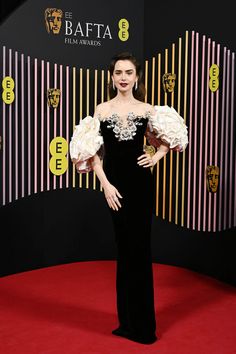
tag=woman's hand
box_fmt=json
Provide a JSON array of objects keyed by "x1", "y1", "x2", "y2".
[
  {"x1": 103, "y1": 182, "x2": 123, "y2": 211},
  {"x1": 137, "y1": 152, "x2": 156, "y2": 168},
  {"x1": 137, "y1": 144, "x2": 169, "y2": 168}
]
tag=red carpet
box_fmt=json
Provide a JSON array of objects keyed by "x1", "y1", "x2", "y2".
[{"x1": 0, "y1": 261, "x2": 235, "y2": 354}]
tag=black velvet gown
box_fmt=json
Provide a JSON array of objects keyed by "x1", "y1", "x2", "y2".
[{"x1": 99, "y1": 112, "x2": 157, "y2": 344}]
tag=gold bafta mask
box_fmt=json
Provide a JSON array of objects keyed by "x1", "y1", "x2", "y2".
[
  {"x1": 162, "y1": 73, "x2": 176, "y2": 93},
  {"x1": 47, "y1": 88, "x2": 61, "y2": 108},
  {"x1": 206, "y1": 165, "x2": 219, "y2": 193},
  {"x1": 45, "y1": 8, "x2": 63, "y2": 34}
]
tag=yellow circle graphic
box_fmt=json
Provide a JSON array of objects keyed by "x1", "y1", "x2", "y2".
[
  {"x1": 2, "y1": 90, "x2": 15, "y2": 104},
  {"x1": 49, "y1": 136, "x2": 68, "y2": 155},
  {"x1": 209, "y1": 64, "x2": 219, "y2": 78},
  {"x1": 118, "y1": 18, "x2": 129, "y2": 41},
  {"x1": 49, "y1": 137, "x2": 68, "y2": 175},
  {"x1": 2, "y1": 76, "x2": 15, "y2": 90},
  {"x1": 209, "y1": 78, "x2": 219, "y2": 92},
  {"x1": 49, "y1": 155, "x2": 68, "y2": 175}
]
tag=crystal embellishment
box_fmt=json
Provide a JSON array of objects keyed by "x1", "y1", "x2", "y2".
[{"x1": 105, "y1": 112, "x2": 150, "y2": 141}]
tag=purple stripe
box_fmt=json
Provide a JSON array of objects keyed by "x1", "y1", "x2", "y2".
[
  {"x1": 203, "y1": 38, "x2": 211, "y2": 231},
  {"x1": 208, "y1": 41, "x2": 215, "y2": 231},
  {"x1": 229, "y1": 53, "x2": 235, "y2": 227},
  {"x1": 21, "y1": 54, "x2": 25, "y2": 198},
  {"x1": 60, "y1": 65, "x2": 63, "y2": 188},
  {"x1": 197, "y1": 35, "x2": 206, "y2": 230},
  {"x1": 2, "y1": 46, "x2": 6, "y2": 205},
  {"x1": 66, "y1": 66, "x2": 69, "y2": 188},
  {"x1": 47, "y1": 62, "x2": 50, "y2": 191},
  {"x1": 34, "y1": 59, "x2": 38, "y2": 194},
  {"x1": 9, "y1": 49, "x2": 12, "y2": 203},
  {"x1": 192, "y1": 32, "x2": 199, "y2": 229},
  {"x1": 223, "y1": 51, "x2": 230, "y2": 229},
  {"x1": 28, "y1": 56, "x2": 31, "y2": 196},
  {"x1": 41, "y1": 60, "x2": 45, "y2": 192},
  {"x1": 187, "y1": 31, "x2": 195, "y2": 229},
  {"x1": 15, "y1": 51, "x2": 18, "y2": 200},
  {"x1": 219, "y1": 48, "x2": 227, "y2": 231},
  {"x1": 213, "y1": 45, "x2": 220, "y2": 231}
]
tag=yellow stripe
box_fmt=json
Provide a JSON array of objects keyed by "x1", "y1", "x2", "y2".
[
  {"x1": 145, "y1": 60, "x2": 148, "y2": 103},
  {"x1": 169, "y1": 44, "x2": 175, "y2": 222},
  {"x1": 163, "y1": 49, "x2": 168, "y2": 219},
  {"x1": 151, "y1": 57, "x2": 155, "y2": 105}
]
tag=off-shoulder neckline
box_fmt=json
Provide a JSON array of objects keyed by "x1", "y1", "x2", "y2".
[{"x1": 97, "y1": 110, "x2": 151, "y2": 123}]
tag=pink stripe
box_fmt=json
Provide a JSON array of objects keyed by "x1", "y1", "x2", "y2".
[
  {"x1": 8, "y1": 49, "x2": 12, "y2": 204},
  {"x1": 187, "y1": 31, "x2": 195, "y2": 229},
  {"x1": 66, "y1": 66, "x2": 69, "y2": 188},
  {"x1": 54, "y1": 63, "x2": 57, "y2": 190},
  {"x1": 235, "y1": 148, "x2": 236, "y2": 227},
  {"x1": 41, "y1": 60, "x2": 45, "y2": 192},
  {"x1": 229, "y1": 53, "x2": 235, "y2": 227},
  {"x1": 9, "y1": 49, "x2": 12, "y2": 203},
  {"x1": 21, "y1": 54, "x2": 25, "y2": 198},
  {"x1": 218, "y1": 48, "x2": 227, "y2": 231},
  {"x1": 60, "y1": 65, "x2": 63, "y2": 188},
  {"x1": 203, "y1": 38, "x2": 211, "y2": 231},
  {"x1": 223, "y1": 51, "x2": 230, "y2": 229},
  {"x1": 197, "y1": 35, "x2": 206, "y2": 230},
  {"x1": 2, "y1": 46, "x2": 6, "y2": 205},
  {"x1": 15, "y1": 51, "x2": 18, "y2": 200},
  {"x1": 213, "y1": 45, "x2": 220, "y2": 231},
  {"x1": 28, "y1": 56, "x2": 31, "y2": 196},
  {"x1": 47, "y1": 62, "x2": 50, "y2": 191},
  {"x1": 208, "y1": 41, "x2": 215, "y2": 231},
  {"x1": 192, "y1": 32, "x2": 199, "y2": 230},
  {"x1": 34, "y1": 59, "x2": 38, "y2": 194}
]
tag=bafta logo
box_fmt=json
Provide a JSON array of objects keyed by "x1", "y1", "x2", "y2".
[
  {"x1": 45, "y1": 8, "x2": 63, "y2": 34},
  {"x1": 47, "y1": 88, "x2": 61, "y2": 108},
  {"x1": 162, "y1": 73, "x2": 176, "y2": 93},
  {"x1": 206, "y1": 165, "x2": 219, "y2": 193}
]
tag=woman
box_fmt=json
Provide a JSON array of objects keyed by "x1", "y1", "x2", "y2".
[{"x1": 70, "y1": 52, "x2": 188, "y2": 344}]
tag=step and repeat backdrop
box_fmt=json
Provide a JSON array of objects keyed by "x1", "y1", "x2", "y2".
[{"x1": 0, "y1": 0, "x2": 235, "y2": 280}]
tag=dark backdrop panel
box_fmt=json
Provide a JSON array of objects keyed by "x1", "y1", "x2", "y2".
[
  {"x1": 144, "y1": 0, "x2": 235, "y2": 57},
  {"x1": 0, "y1": 0, "x2": 235, "y2": 286},
  {"x1": 0, "y1": 0, "x2": 144, "y2": 69},
  {"x1": 143, "y1": 0, "x2": 236, "y2": 286},
  {"x1": 1, "y1": 189, "x2": 235, "y2": 286}
]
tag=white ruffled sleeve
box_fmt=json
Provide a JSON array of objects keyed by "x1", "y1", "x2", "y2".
[
  {"x1": 69, "y1": 115, "x2": 104, "y2": 173},
  {"x1": 146, "y1": 105, "x2": 188, "y2": 152}
]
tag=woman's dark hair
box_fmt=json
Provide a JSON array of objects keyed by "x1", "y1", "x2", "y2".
[{"x1": 108, "y1": 52, "x2": 146, "y2": 101}]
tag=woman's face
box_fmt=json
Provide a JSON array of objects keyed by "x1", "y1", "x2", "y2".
[{"x1": 112, "y1": 60, "x2": 138, "y2": 93}]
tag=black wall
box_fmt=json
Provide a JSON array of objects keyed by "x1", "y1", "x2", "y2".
[{"x1": 0, "y1": 1, "x2": 235, "y2": 286}]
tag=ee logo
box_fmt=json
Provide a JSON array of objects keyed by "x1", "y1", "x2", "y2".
[
  {"x1": 209, "y1": 64, "x2": 219, "y2": 92},
  {"x1": 49, "y1": 137, "x2": 68, "y2": 175},
  {"x1": 2, "y1": 76, "x2": 15, "y2": 104},
  {"x1": 118, "y1": 18, "x2": 129, "y2": 41}
]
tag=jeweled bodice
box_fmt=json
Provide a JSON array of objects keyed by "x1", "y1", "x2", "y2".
[{"x1": 99, "y1": 111, "x2": 151, "y2": 144}]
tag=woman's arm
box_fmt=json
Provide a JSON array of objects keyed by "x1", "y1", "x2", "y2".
[
  {"x1": 91, "y1": 153, "x2": 123, "y2": 211},
  {"x1": 91, "y1": 153, "x2": 109, "y2": 189},
  {"x1": 137, "y1": 144, "x2": 169, "y2": 168}
]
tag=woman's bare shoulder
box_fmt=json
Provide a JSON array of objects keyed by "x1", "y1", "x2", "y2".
[
  {"x1": 136, "y1": 101, "x2": 156, "y2": 115},
  {"x1": 94, "y1": 101, "x2": 111, "y2": 119}
]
